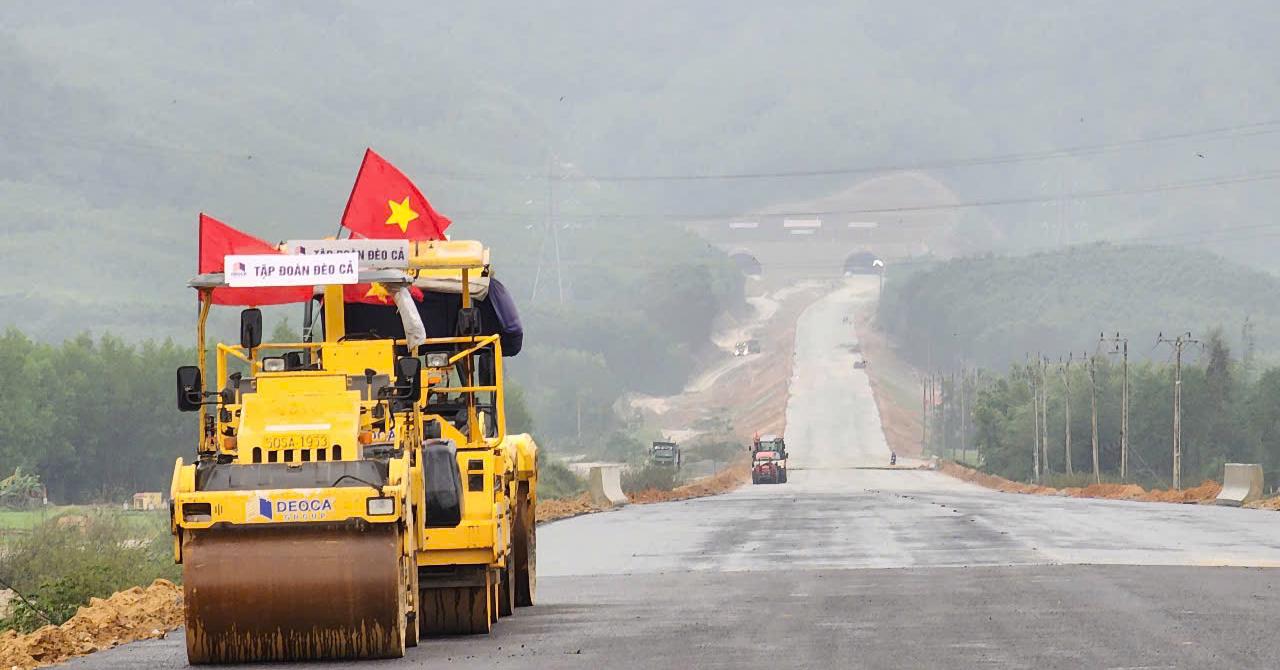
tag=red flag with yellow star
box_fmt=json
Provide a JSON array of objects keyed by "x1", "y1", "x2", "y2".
[
  {"x1": 198, "y1": 214, "x2": 311, "y2": 306},
  {"x1": 342, "y1": 281, "x2": 423, "y2": 305},
  {"x1": 340, "y1": 148, "x2": 451, "y2": 241},
  {"x1": 339, "y1": 230, "x2": 426, "y2": 305}
]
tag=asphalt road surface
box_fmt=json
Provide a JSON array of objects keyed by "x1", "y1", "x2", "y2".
[{"x1": 64, "y1": 279, "x2": 1280, "y2": 669}]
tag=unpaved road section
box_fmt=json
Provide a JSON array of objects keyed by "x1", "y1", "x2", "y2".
[{"x1": 60, "y1": 278, "x2": 1280, "y2": 669}]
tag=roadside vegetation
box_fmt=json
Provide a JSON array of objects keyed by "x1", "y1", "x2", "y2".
[
  {"x1": 621, "y1": 464, "x2": 678, "y2": 493},
  {"x1": 927, "y1": 329, "x2": 1280, "y2": 489},
  {"x1": 536, "y1": 456, "x2": 587, "y2": 500},
  {"x1": 0, "y1": 511, "x2": 177, "y2": 634}
]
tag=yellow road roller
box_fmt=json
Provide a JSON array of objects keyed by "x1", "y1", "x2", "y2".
[{"x1": 170, "y1": 240, "x2": 537, "y2": 663}]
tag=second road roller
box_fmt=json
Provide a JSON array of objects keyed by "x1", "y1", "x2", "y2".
[{"x1": 169, "y1": 239, "x2": 538, "y2": 663}]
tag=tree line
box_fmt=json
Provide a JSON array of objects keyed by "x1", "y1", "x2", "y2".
[
  {"x1": 927, "y1": 329, "x2": 1280, "y2": 489},
  {"x1": 0, "y1": 330, "x2": 194, "y2": 503},
  {"x1": 0, "y1": 326, "x2": 547, "y2": 504}
]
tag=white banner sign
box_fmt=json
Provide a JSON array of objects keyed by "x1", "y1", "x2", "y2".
[
  {"x1": 225, "y1": 253, "x2": 359, "y2": 287},
  {"x1": 287, "y1": 239, "x2": 409, "y2": 269}
]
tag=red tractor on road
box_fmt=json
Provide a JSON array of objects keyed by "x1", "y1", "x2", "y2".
[
  {"x1": 750, "y1": 434, "x2": 788, "y2": 484},
  {"x1": 752, "y1": 450, "x2": 787, "y2": 484}
]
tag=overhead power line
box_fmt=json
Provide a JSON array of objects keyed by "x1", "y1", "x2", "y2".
[
  {"x1": 558, "y1": 120, "x2": 1280, "y2": 182},
  {"x1": 15, "y1": 118, "x2": 1280, "y2": 185},
  {"x1": 450, "y1": 168, "x2": 1280, "y2": 221}
]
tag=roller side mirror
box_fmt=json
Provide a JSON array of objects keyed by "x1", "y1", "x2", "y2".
[{"x1": 177, "y1": 365, "x2": 204, "y2": 412}]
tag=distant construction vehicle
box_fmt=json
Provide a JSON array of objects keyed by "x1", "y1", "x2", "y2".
[
  {"x1": 650, "y1": 441, "x2": 682, "y2": 469},
  {"x1": 752, "y1": 450, "x2": 786, "y2": 484},
  {"x1": 169, "y1": 240, "x2": 538, "y2": 663},
  {"x1": 752, "y1": 433, "x2": 787, "y2": 459},
  {"x1": 749, "y1": 434, "x2": 788, "y2": 483}
]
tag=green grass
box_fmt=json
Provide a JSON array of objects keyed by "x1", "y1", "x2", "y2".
[
  {"x1": 0, "y1": 509, "x2": 179, "y2": 633},
  {"x1": 0, "y1": 505, "x2": 165, "y2": 532}
]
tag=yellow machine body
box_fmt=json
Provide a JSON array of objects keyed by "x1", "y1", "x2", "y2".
[{"x1": 170, "y1": 240, "x2": 538, "y2": 663}]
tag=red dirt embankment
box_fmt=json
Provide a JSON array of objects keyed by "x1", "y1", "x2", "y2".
[
  {"x1": 539, "y1": 457, "x2": 752, "y2": 522},
  {"x1": 0, "y1": 579, "x2": 182, "y2": 670},
  {"x1": 939, "y1": 461, "x2": 1222, "y2": 503},
  {"x1": 626, "y1": 458, "x2": 750, "y2": 504}
]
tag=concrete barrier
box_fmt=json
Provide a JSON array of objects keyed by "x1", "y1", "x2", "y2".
[
  {"x1": 1215, "y1": 463, "x2": 1263, "y2": 507},
  {"x1": 588, "y1": 465, "x2": 629, "y2": 507}
]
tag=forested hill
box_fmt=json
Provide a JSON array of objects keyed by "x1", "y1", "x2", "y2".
[
  {"x1": 878, "y1": 244, "x2": 1280, "y2": 371},
  {"x1": 3, "y1": 1, "x2": 1280, "y2": 342},
  {"x1": 3, "y1": 2, "x2": 1280, "y2": 454}
]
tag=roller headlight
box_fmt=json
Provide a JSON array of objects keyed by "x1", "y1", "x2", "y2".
[{"x1": 366, "y1": 496, "x2": 395, "y2": 516}]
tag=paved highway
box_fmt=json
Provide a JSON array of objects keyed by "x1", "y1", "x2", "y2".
[{"x1": 64, "y1": 279, "x2": 1280, "y2": 669}]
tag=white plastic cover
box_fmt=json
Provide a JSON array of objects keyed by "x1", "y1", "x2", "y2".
[{"x1": 393, "y1": 286, "x2": 427, "y2": 350}]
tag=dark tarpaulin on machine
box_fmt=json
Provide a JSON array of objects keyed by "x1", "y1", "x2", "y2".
[{"x1": 341, "y1": 278, "x2": 524, "y2": 356}]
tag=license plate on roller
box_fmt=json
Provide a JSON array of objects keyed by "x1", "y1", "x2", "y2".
[{"x1": 262, "y1": 434, "x2": 330, "y2": 450}]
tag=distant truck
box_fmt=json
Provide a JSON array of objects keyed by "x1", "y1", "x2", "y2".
[{"x1": 650, "y1": 441, "x2": 682, "y2": 469}]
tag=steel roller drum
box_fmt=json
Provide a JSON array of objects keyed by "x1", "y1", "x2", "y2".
[{"x1": 182, "y1": 522, "x2": 405, "y2": 663}]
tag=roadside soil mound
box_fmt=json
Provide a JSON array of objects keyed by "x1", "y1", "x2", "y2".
[
  {"x1": 940, "y1": 461, "x2": 1221, "y2": 503},
  {"x1": 540, "y1": 459, "x2": 751, "y2": 520},
  {"x1": 0, "y1": 579, "x2": 182, "y2": 670},
  {"x1": 538, "y1": 493, "x2": 597, "y2": 523},
  {"x1": 627, "y1": 459, "x2": 750, "y2": 504},
  {"x1": 1246, "y1": 495, "x2": 1280, "y2": 510},
  {"x1": 939, "y1": 461, "x2": 1056, "y2": 495},
  {"x1": 1135, "y1": 479, "x2": 1220, "y2": 503}
]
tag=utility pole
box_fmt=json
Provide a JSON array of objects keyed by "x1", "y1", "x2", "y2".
[
  {"x1": 1242, "y1": 316, "x2": 1256, "y2": 384},
  {"x1": 1157, "y1": 332, "x2": 1198, "y2": 490},
  {"x1": 1060, "y1": 355, "x2": 1074, "y2": 476},
  {"x1": 1102, "y1": 333, "x2": 1129, "y2": 480},
  {"x1": 1088, "y1": 353, "x2": 1100, "y2": 485},
  {"x1": 921, "y1": 373, "x2": 929, "y2": 453},
  {"x1": 1039, "y1": 356, "x2": 1050, "y2": 474},
  {"x1": 958, "y1": 370, "x2": 967, "y2": 462},
  {"x1": 1027, "y1": 359, "x2": 1041, "y2": 482}
]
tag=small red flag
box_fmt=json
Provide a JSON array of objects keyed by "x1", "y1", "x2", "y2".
[
  {"x1": 340, "y1": 148, "x2": 451, "y2": 241},
  {"x1": 343, "y1": 282, "x2": 423, "y2": 306},
  {"x1": 198, "y1": 214, "x2": 311, "y2": 306}
]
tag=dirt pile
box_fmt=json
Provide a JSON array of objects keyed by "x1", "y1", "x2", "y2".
[
  {"x1": 538, "y1": 493, "x2": 598, "y2": 523},
  {"x1": 940, "y1": 461, "x2": 1221, "y2": 504},
  {"x1": 1246, "y1": 495, "x2": 1280, "y2": 510},
  {"x1": 627, "y1": 459, "x2": 750, "y2": 504},
  {"x1": 538, "y1": 459, "x2": 752, "y2": 521},
  {"x1": 1135, "y1": 480, "x2": 1220, "y2": 503},
  {"x1": 1060, "y1": 483, "x2": 1147, "y2": 500},
  {"x1": 938, "y1": 461, "x2": 1056, "y2": 495},
  {"x1": 0, "y1": 579, "x2": 182, "y2": 670}
]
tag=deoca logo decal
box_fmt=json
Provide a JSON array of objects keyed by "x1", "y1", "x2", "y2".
[
  {"x1": 275, "y1": 497, "x2": 334, "y2": 521},
  {"x1": 245, "y1": 496, "x2": 334, "y2": 521},
  {"x1": 245, "y1": 496, "x2": 274, "y2": 520}
]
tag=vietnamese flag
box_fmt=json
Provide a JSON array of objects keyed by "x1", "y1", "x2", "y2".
[
  {"x1": 340, "y1": 148, "x2": 451, "y2": 241},
  {"x1": 342, "y1": 281, "x2": 418, "y2": 306},
  {"x1": 339, "y1": 229, "x2": 426, "y2": 305},
  {"x1": 198, "y1": 213, "x2": 311, "y2": 305}
]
